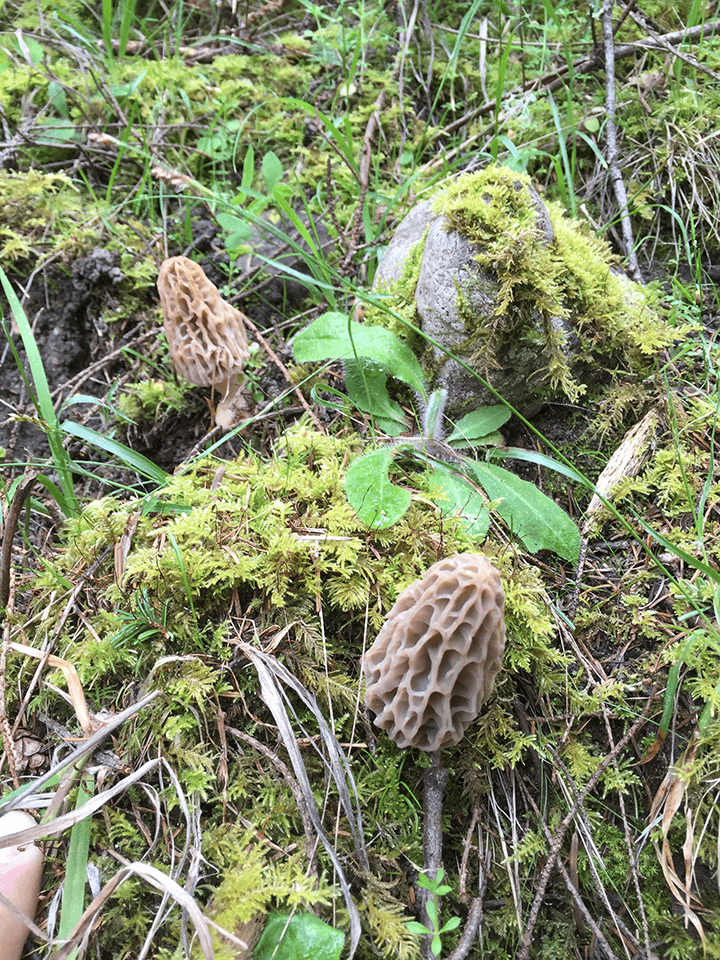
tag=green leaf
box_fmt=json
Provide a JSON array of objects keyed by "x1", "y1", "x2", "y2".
[
  {"x1": 430, "y1": 465, "x2": 490, "y2": 539},
  {"x1": 343, "y1": 358, "x2": 406, "y2": 435},
  {"x1": 0, "y1": 266, "x2": 79, "y2": 515},
  {"x1": 407, "y1": 922, "x2": 431, "y2": 935},
  {"x1": 255, "y1": 913, "x2": 344, "y2": 960},
  {"x1": 261, "y1": 150, "x2": 284, "y2": 194},
  {"x1": 58, "y1": 775, "x2": 94, "y2": 957},
  {"x1": 447, "y1": 405, "x2": 512, "y2": 446},
  {"x1": 216, "y1": 212, "x2": 253, "y2": 251},
  {"x1": 345, "y1": 449, "x2": 411, "y2": 529},
  {"x1": 487, "y1": 446, "x2": 588, "y2": 485},
  {"x1": 293, "y1": 312, "x2": 426, "y2": 395},
  {"x1": 469, "y1": 462, "x2": 580, "y2": 562}
]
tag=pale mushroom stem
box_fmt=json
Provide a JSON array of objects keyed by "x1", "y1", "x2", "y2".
[{"x1": 419, "y1": 749, "x2": 449, "y2": 960}]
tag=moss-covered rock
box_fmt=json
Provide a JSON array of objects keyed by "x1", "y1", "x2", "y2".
[{"x1": 370, "y1": 165, "x2": 683, "y2": 417}]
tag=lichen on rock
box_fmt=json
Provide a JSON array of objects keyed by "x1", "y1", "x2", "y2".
[{"x1": 370, "y1": 165, "x2": 682, "y2": 417}]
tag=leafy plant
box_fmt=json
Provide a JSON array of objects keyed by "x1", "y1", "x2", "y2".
[
  {"x1": 406, "y1": 870, "x2": 460, "y2": 958},
  {"x1": 294, "y1": 311, "x2": 581, "y2": 562}
]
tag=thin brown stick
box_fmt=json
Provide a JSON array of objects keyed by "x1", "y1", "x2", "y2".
[
  {"x1": 419, "y1": 750, "x2": 449, "y2": 960},
  {"x1": 521, "y1": 784, "x2": 622, "y2": 960},
  {"x1": 617, "y1": 0, "x2": 720, "y2": 81},
  {"x1": 0, "y1": 570, "x2": 20, "y2": 788},
  {"x1": 419, "y1": 20, "x2": 720, "y2": 175},
  {"x1": 446, "y1": 896, "x2": 484, "y2": 960},
  {"x1": 602, "y1": 704, "x2": 654, "y2": 957},
  {"x1": 0, "y1": 471, "x2": 37, "y2": 613},
  {"x1": 243, "y1": 315, "x2": 326, "y2": 433},
  {"x1": 229, "y1": 726, "x2": 319, "y2": 878},
  {"x1": 602, "y1": 0, "x2": 643, "y2": 281},
  {"x1": 347, "y1": 91, "x2": 385, "y2": 258}
]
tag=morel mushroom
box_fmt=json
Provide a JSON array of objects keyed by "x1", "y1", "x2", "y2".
[
  {"x1": 363, "y1": 553, "x2": 505, "y2": 752},
  {"x1": 157, "y1": 256, "x2": 251, "y2": 429}
]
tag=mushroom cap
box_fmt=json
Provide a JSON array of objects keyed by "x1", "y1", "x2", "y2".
[
  {"x1": 363, "y1": 553, "x2": 505, "y2": 751},
  {"x1": 157, "y1": 257, "x2": 250, "y2": 420}
]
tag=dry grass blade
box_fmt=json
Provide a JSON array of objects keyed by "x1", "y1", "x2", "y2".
[
  {"x1": 516, "y1": 700, "x2": 653, "y2": 960},
  {"x1": 488, "y1": 771, "x2": 521, "y2": 929},
  {"x1": 9, "y1": 642, "x2": 95, "y2": 737},
  {"x1": 49, "y1": 862, "x2": 218, "y2": 960},
  {"x1": 0, "y1": 758, "x2": 160, "y2": 847},
  {"x1": 236, "y1": 639, "x2": 368, "y2": 957},
  {"x1": 650, "y1": 734, "x2": 708, "y2": 946},
  {"x1": 0, "y1": 690, "x2": 161, "y2": 819}
]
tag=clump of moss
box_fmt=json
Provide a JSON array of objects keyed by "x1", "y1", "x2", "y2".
[
  {"x1": 116, "y1": 378, "x2": 193, "y2": 423},
  {"x1": 20, "y1": 422, "x2": 576, "y2": 956}
]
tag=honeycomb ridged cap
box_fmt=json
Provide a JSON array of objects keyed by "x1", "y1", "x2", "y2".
[
  {"x1": 363, "y1": 553, "x2": 505, "y2": 751},
  {"x1": 157, "y1": 257, "x2": 250, "y2": 426}
]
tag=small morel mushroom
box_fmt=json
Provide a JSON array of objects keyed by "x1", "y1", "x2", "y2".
[
  {"x1": 363, "y1": 553, "x2": 505, "y2": 752},
  {"x1": 157, "y1": 256, "x2": 251, "y2": 429}
]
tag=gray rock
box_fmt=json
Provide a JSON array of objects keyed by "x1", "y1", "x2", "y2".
[{"x1": 373, "y1": 177, "x2": 577, "y2": 417}]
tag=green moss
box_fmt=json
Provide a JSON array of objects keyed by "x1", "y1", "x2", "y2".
[{"x1": 116, "y1": 379, "x2": 193, "y2": 423}]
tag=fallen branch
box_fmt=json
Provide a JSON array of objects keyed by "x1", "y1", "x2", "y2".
[{"x1": 420, "y1": 19, "x2": 720, "y2": 174}]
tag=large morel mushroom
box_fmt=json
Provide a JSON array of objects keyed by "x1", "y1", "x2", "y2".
[{"x1": 363, "y1": 553, "x2": 505, "y2": 752}]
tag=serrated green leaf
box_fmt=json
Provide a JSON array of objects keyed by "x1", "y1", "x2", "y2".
[
  {"x1": 255, "y1": 913, "x2": 344, "y2": 960},
  {"x1": 469, "y1": 462, "x2": 580, "y2": 562},
  {"x1": 447, "y1": 405, "x2": 512, "y2": 445},
  {"x1": 345, "y1": 448, "x2": 411, "y2": 529},
  {"x1": 293, "y1": 312, "x2": 426, "y2": 394}
]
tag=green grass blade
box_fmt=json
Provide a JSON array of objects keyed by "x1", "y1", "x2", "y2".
[
  {"x1": 0, "y1": 267, "x2": 79, "y2": 516},
  {"x1": 60, "y1": 421, "x2": 169, "y2": 484},
  {"x1": 57, "y1": 776, "x2": 94, "y2": 960}
]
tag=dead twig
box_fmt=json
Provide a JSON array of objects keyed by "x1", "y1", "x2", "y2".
[
  {"x1": 0, "y1": 471, "x2": 37, "y2": 613},
  {"x1": 419, "y1": 750, "x2": 449, "y2": 960},
  {"x1": 420, "y1": 20, "x2": 720, "y2": 175},
  {"x1": 229, "y1": 726, "x2": 320, "y2": 879},
  {"x1": 0, "y1": 569, "x2": 20, "y2": 787},
  {"x1": 602, "y1": 705, "x2": 654, "y2": 958},
  {"x1": 242, "y1": 315, "x2": 326, "y2": 433},
  {"x1": 602, "y1": 0, "x2": 643, "y2": 280}
]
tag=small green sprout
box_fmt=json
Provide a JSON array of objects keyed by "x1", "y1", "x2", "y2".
[{"x1": 406, "y1": 869, "x2": 461, "y2": 957}]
